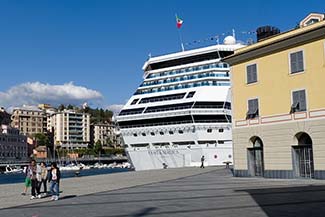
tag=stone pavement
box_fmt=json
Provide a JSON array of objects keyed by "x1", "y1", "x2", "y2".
[{"x1": 1, "y1": 167, "x2": 325, "y2": 217}]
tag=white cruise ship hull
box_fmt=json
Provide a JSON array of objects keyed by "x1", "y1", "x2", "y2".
[{"x1": 127, "y1": 144, "x2": 232, "y2": 171}]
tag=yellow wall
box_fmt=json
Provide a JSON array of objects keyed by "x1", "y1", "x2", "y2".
[{"x1": 232, "y1": 39, "x2": 325, "y2": 120}]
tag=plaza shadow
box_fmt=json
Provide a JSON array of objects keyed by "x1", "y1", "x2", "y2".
[{"x1": 236, "y1": 185, "x2": 325, "y2": 217}]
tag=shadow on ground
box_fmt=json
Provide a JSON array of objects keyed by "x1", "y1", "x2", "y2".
[{"x1": 237, "y1": 185, "x2": 325, "y2": 217}]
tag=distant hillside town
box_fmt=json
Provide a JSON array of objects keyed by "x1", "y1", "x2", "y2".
[{"x1": 0, "y1": 104, "x2": 123, "y2": 163}]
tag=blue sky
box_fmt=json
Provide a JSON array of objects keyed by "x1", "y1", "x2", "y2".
[{"x1": 0, "y1": 0, "x2": 324, "y2": 111}]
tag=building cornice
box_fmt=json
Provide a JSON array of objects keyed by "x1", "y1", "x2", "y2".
[{"x1": 224, "y1": 21, "x2": 325, "y2": 65}]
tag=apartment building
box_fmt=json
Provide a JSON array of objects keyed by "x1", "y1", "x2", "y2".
[
  {"x1": 51, "y1": 110, "x2": 90, "y2": 149},
  {"x1": 11, "y1": 106, "x2": 47, "y2": 136}
]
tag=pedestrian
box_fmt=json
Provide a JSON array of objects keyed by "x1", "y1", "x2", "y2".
[
  {"x1": 30, "y1": 159, "x2": 41, "y2": 199},
  {"x1": 49, "y1": 162, "x2": 61, "y2": 201},
  {"x1": 38, "y1": 162, "x2": 48, "y2": 195},
  {"x1": 21, "y1": 164, "x2": 32, "y2": 196},
  {"x1": 200, "y1": 155, "x2": 205, "y2": 168}
]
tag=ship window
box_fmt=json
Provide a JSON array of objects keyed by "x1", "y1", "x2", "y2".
[
  {"x1": 139, "y1": 93, "x2": 186, "y2": 104},
  {"x1": 218, "y1": 140, "x2": 225, "y2": 144},
  {"x1": 207, "y1": 129, "x2": 212, "y2": 133},
  {"x1": 131, "y1": 143, "x2": 149, "y2": 147},
  {"x1": 178, "y1": 130, "x2": 184, "y2": 134},
  {"x1": 159, "y1": 131, "x2": 164, "y2": 135},
  {"x1": 144, "y1": 102, "x2": 194, "y2": 113},
  {"x1": 131, "y1": 99, "x2": 139, "y2": 105},
  {"x1": 169, "y1": 131, "x2": 174, "y2": 135},
  {"x1": 186, "y1": 91, "x2": 196, "y2": 98},
  {"x1": 141, "y1": 133, "x2": 146, "y2": 136},
  {"x1": 153, "y1": 142, "x2": 169, "y2": 146},
  {"x1": 133, "y1": 133, "x2": 138, "y2": 137},
  {"x1": 198, "y1": 140, "x2": 217, "y2": 144},
  {"x1": 150, "y1": 132, "x2": 155, "y2": 136},
  {"x1": 172, "y1": 141, "x2": 195, "y2": 145},
  {"x1": 219, "y1": 128, "x2": 224, "y2": 133}
]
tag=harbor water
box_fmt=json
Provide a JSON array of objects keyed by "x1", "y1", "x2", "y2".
[{"x1": 0, "y1": 167, "x2": 132, "y2": 185}]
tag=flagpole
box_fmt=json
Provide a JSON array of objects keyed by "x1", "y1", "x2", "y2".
[
  {"x1": 178, "y1": 29, "x2": 185, "y2": 52},
  {"x1": 175, "y1": 14, "x2": 185, "y2": 52}
]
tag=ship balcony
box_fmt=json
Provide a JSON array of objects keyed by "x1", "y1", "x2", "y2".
[
  {"x1": 140, "y1": 71, "x2": 229, "y2": 88},
  {"x1": 135, "y1": 80, "x2": 230, "y2": 95},
  {"x1": 145, "y1": 62, "x2": 229, "y2": 80}
]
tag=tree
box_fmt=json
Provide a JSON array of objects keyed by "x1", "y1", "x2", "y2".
[
  {"x1": 34, "y1": 133, "x2": 50, "y2": 147},
  {"x1": 94, "y1": 140, "x2": 102, "y2": 155},
  {"x1": 67, "y1": 104, "x2": 74, "y2": 110},
  {"x1": 58, "y1": 104, "x2": 65, "y2": 111}
]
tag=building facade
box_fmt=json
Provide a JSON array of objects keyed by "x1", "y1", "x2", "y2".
[
  {"x1": 224, "y1": 14, "x2": 325, "y2": 179},
  {"x1": 0, "y1": 125, "x2": 28, "y2": 161},
  {"x1": 90, "y1": 123, "x2": 122, "y2": 148},
  {"x1": 51, "y1": 110, "x2": 90, "y2": 149},
  {"x1": 11, "y1": 106, "x2": 47, "y2": 136}
]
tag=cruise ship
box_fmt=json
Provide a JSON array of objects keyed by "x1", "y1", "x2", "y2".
[{"x1": 116, "y1": 35, "x2": 245, "y2": 171}]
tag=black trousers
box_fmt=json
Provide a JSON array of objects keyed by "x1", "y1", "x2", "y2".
[
  {"x1": 38, "y1": 179, "x2": 47, "y2": 193},
  {"x1": 31, "y1": 179, "x2": 40, "y2": 196}
]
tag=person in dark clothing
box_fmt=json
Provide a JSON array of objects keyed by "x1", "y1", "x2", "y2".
[
  {"x1": 30, "y1": 159, "x2": 41, "y2": 199},
  {"x1": 49, "y1": 162, "x2": 61, "y2": 201},
  {"x1": 200, "y1": 155, "x2": 205, "y2": 168}
]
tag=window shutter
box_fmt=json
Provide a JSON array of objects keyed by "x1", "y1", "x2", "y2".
[
  {"x1": 247, "y1": 66, "x2": 252, "y2": 83},
  {"x1": 297, "y1": 51, "x2": 304, "y2": 72},
  {"x1": 252, "y1": 64, "x2": 257, "y2": 83},
  {"x1": 290, "y1": 52, "x2": 297, "y2": 73},
  {"x1": 253, "y1": 99, "x2": 259, "y2": 115},
  {"x1": 292, "y1": 91, "x2": 300, "y2": 105},
  {"x1": 299, "y1": 90, "x2": 306, "y2": 111},
  {"x1": 247, "y1": 64, "x2": 257, "y2": 84},
  {"x1": 248, "y1": 99, "x2": 254, "y2": 112}
]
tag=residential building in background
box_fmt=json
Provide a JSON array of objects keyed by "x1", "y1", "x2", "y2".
[
  {"x1": 0, "y1": 125, "x2": 28, "y2": 161},
  {"x1": 51, "y1": 110, "x2": 90, "y2": 149},
  {"x1": 11, "y1": 106, "x2": 47, "y2": 136},
  {"x1": 90, "y1": 122, "x2": 122, "y2": 148},
  {"x1": 224, "y1": 13, "x2": 325, "y2": 179}
]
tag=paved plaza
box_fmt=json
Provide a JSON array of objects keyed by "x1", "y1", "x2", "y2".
[{"x1": 1, "y1": 167, "x2": 325, "y2": 217}]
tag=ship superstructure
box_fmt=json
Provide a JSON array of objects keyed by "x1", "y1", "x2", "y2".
[{"x1": 117, "y1": 36, "x2": 245, "y2": 170}]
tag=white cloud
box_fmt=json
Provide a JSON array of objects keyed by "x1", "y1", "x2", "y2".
[
  {"x1": 106, "y1": 104, "x2": 124, "y2": 114},
  {"x1": 0, "y1": 82, "x2": 103, "y2": 110}
]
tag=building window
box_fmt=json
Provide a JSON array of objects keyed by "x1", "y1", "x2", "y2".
[
  {"x1": 291, "y1": 89, "x2": 306, "y2": 113},
  {"x1": 290, "y1": 51, "x2": 304, "y2": 74},
  {"x1": 246, "y1": 64, "x2": 257, "y2": 84},
  {"x1": 246, "y1": 98, "x2": 259, "y2": 119}
]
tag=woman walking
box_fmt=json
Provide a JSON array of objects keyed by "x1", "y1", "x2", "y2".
[
  {"x1": 49, "y1": 162, "x2": 61, "y2": 201},
  {"x1": 39, "y1": 162, "x2": 48, "y2": 195}
]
